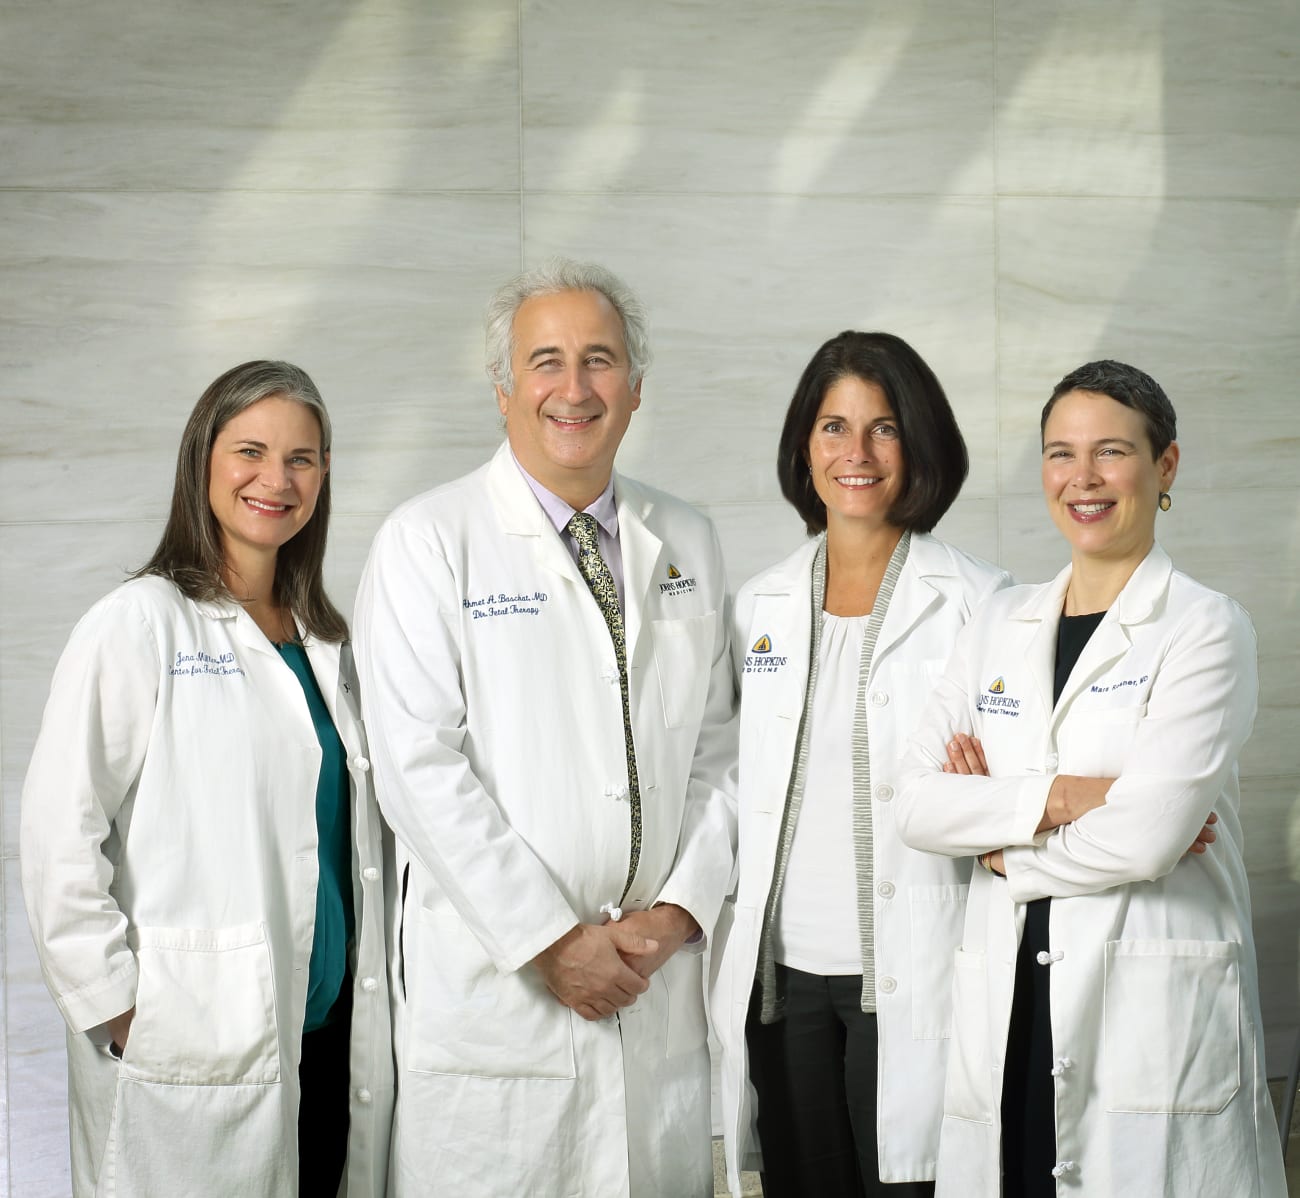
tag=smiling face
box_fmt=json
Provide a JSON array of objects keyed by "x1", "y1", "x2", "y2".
[
  {"x1": 1041, "y1": 388, "x2": 1178, "y2": 569},
  {"x1": 496, "y1": 288, "x2": 642, "y2": 509},
  {"x1": 207, "y1": 394, "x2": 328, "y2": 574},
  {"x1": 806, "y1": 374, "x2": 906, "y2": 531}
]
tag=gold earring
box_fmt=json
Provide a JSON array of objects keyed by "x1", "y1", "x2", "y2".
[{"x1": 1158, "y1": 491, "x2": 1172, "y2": 511}]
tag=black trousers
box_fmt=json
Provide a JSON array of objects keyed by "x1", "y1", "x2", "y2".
[
  {"x1": 298, "y1": 986, "x2": 352, "y2": 1197},
  {"x1": 1001, "y1": 898, "x2": 1057, "y2": 1198},
  {"x1": 746, "y1": 966, "x2": 936, "y2": 1198}
]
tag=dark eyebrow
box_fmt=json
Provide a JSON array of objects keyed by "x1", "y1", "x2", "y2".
[
  {"x1": 1042, "y1": 437, "x2": 1138, "y2": 451},
  {"x1": 526, "y1": 345, "x2": 562, "y2": 364}
]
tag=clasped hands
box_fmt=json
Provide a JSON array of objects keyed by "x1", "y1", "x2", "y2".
[
  {"x1": 531, "y1": 903, "x2": 699, "y2": 1022},
  {"x1": 941, "y1": 731, "x2": 1217, "y2": 876}
]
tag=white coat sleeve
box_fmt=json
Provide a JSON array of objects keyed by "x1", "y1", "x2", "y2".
[
  {"x1": 20, "y1": 594, "x2": 159, "y2": 1034},
  {"x1": 653, "y1": 527, "x2": 739, "y2": 946},
  {"x1": 1003, "y1": 596, "x2": 1257, "y2": 901},
  {"x1": 353, "y1": 518, "x2": 581, "y2": 975},
  {"x1": 895, "y1": 608, "x2": 1053, "y2": 857}
]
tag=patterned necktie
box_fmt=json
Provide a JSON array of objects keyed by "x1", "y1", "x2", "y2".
[{"x1": 567, "y1": 512, "x2": 641, "y2": 903}]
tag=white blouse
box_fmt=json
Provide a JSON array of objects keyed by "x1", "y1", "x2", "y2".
[{"x1": 774, "y1": 611, "x2": 868, "y2": 975}]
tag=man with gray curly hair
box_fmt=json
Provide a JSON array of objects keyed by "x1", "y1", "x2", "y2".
[{"x1": 354, "y1": 259, "x2": 737, "y2": 1196}]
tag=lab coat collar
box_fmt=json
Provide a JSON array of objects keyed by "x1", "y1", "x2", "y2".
[
  {"x1": 873, "y1": 533, "x2": 951, "y2": 665},
  {"x1": 189, "y1": 594, "x2": 281, "y2": 659},
  {"x1": 483, "y1": 442, "x2": 664, "y2": 661},
  {"x1": 1010, "y1": 542, "x2": 1173, "y2": 721}
]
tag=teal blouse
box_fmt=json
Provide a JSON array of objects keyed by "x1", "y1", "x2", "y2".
[{"x1": 276, "y1": 642, "x2": 354, "y2": 1032}]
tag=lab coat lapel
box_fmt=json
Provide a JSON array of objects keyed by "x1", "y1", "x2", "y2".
[
  {"x1": 1010, "y1": 566, "x2": 1070, "y2": 727},
  {"x1": 744, "y1": 541, "x2": 816, "y2": 811},
  {"x1": 485, "y1": 442, "x2": 590, "y2": 591},
  {"x1": 872, "y1": 539, "x2": 942, "y2": 668},
  {"x1": 614, "y1": 476, "x2": 663, "y2": 665},
  {"x1": 1049, "y1": 544, "x2": 1171, "y2": 727}
]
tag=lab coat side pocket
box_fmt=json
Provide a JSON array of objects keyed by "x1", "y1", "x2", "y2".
[
  {"x1": 651, "y1": 614, "x2": 714, "y2": 729},
  {"x1": 1103, "y1": 939, "x2": 1240, "y2": 1114},
  {"x1": 120, "y1": 923, "x2": 280, "y2": 1086},
  {"x1": 405, "y1": 904, "x2": 576, "y2": 1080},
  {"x1": 661, "y1": 949, "x2": 708, "y2": 1059},
  {"x1": 941, "y1": 948, "x2": 995, "y2": 1125},
  {"x1": 908, "y1": 884, "x2": 969, "y2": 1040}
]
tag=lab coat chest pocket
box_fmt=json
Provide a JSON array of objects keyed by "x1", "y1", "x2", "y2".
[
  {"x1": 1058, "y1": 703, "x2": 1146, "y2": 776},
  {"x1": 651, "y1": 613, "x2": 714, "y2": 729},
  {"x1": 120, "y1": 923, "x2": 280, "y2": 1085},
  {"x1": 908, "y1": 884, "x2": 968, "y2": 1039},
  {"x1": 406, "y1": 904, "x2": 575, "y2": 1080},
  {"x1": 1103, "y1": 939, "x2": 1240, "y2": 1114}
]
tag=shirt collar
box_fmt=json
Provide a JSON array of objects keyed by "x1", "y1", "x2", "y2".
[{"x1": 511, "y1": 450, "x2": 620, "y2": 539}]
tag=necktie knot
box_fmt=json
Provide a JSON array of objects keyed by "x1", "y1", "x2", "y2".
[{"x1": 566, "y1": 512, "x2": 601, "y2": 555}]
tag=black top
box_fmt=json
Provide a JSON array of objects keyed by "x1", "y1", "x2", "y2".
[
  {"x1": 1001, "y1": 608, "x2": 1107, "y2": 1198},
  {"x1": 1053, "y1": 610, "x2": 1106, "y2": 704}
]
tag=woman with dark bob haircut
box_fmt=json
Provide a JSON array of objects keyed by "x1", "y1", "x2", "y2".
[
  {"x1": 21, "y1": 361, "x2": 393, "y2": 1197},
  {"x1": 712, "y1": 331, "x2": 1012, "y2": 1197}
]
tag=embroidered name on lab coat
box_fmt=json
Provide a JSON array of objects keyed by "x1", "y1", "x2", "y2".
[
  {"x1": 1090, "y1": 674, "x2": 1149, "y2": 693},
  {"x1": 169, "y1": 650, "x2": 246, "y2": 678},
  {"x1": 463, "y1": 590, "x2": 550, "y2": 619}
]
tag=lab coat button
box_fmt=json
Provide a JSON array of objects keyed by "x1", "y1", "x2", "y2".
[
  {"x1": 875, "y1": 784, "x2": 894, "y2": 802},
  {"x1": 869, "y1": 691, "x2": 889, "y2": 707},
  {"x1": 357, "y1": 1088, "x2": 373, "y2": 1105},
  {"x1": 1046, "y1": 754, "x2": 1059, "y2": 770},
  {"x1": 1050, "y1": 1056, "x2": 1074, "y2": 1076},
  {"x1": 360, "y1": 976, "x2": 379, "y2": 993},
  {"x1": 877, "y1": 881, "x2": 895, "y2": 899},
  {"x1": 1051, "y1": 1161, "x2": 1076, "y2": 1178},
  {"x1": 362, "y1": 866, "x2": 380, "y2": 882},
  {"x1": 1036, "y1": 950, "x2": 1065, "y2": 966},
  {"x1": 351, "y1": 755, "x2": 370, "y2": 772},
  {"x1": 878, "y1": 975, "x2": 897, "y2": 994}
]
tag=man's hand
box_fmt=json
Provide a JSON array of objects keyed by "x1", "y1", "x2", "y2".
[
  {"x1": 532, "y1": 923, "x2": 659, "y2": 1021},
  {"x1": 106, "y1": 1006, "x2": 135, "y2": 1058},
  {"x1": 613, "y1": 904, "x2": 700, "y2": 980}
]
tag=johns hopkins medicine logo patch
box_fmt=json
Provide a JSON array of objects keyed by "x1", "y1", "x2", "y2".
[
  {"x1": 976, "y1": 675, "x2": 1021, "y2": 717},
  {"x1": 659, "y1": 562, "x2": 698, "y2": 596},
  {"x1": 744, "y1": 633, "x2": 788, "y2": 674}
]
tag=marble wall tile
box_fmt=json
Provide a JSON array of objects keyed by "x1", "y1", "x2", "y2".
[
  {"x1": 0, "y1": 0, "x2": 521, "y2": 192},
  {"x1": 995, "y1": 197, "x2": 1300, "y2": 497},
  {"x1": 0, "y1": 190, "x2": 522, "y2": 526},
  {"x1": 996, "y1": 0, "x2": 1300, "y2": 199},
  {"x1": 521, "y1": 193, "x2": 998, "y2": 508},
  {"x1": 932, "y1": 497, "x2": 1003, "y2": 572},
  {"x1": 1240, "y1": 777, "x2": 1300, "y2": 1073},
  {"x1": 522, "y1": 0, "x2": 994, "y2": 197},
  {"x1": 1, "y1": 522, "x2": 163, "y2": 857},
  {"x1": 6, "y1": 864, "x2": 72, "y2": 1197},
  {"x1": 0, "y1": 860, "x2": 8, "y2": 1197},
  {"x1": 697, "y1": 500, "x2": 808, "y2": 593}
]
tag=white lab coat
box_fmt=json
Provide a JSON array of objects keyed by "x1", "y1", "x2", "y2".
[
  {"x1": 895, "y1": 544, "x2": 1287, "y2": 1197},
  {"x1": 20, "y1": 576, "x2": 394, "y2": 1198},
  {"x1": 709, "y1": 533, "x2": 1010, "y2": 1195},
  {"x1": 352, "y1": 443, "x2": 737, "y2": 1198}
]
